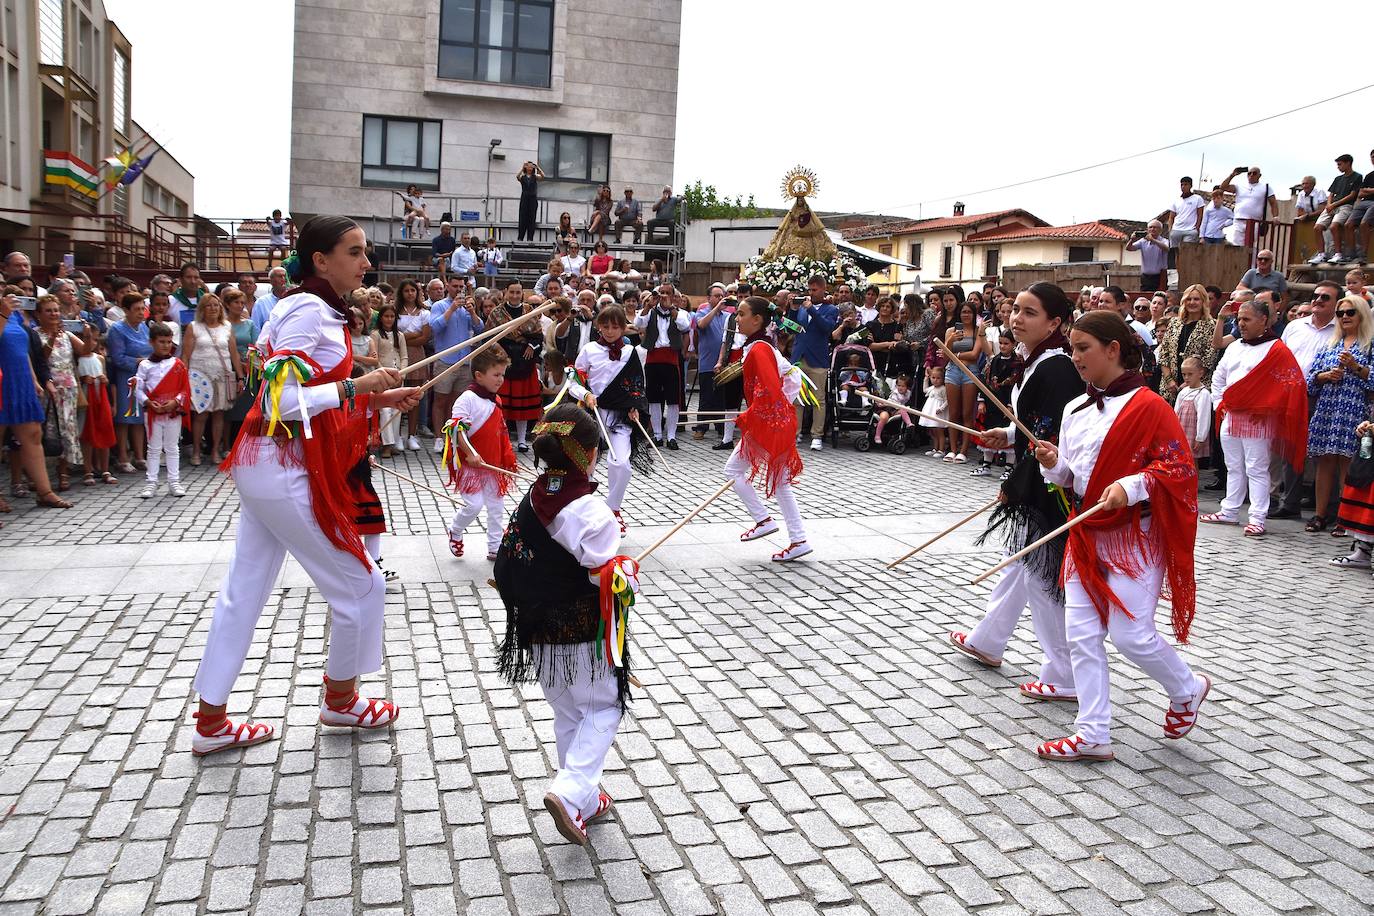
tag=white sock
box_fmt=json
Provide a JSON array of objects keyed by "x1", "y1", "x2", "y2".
[
  {"x1": 723, "y1": 419, "x2": 735, "y2": 444},
  {"x1": 515, "y1": 419, "x2": 528, "y2": 444},
  {"x1": 649, "y1": 404, "x2": 663, "y2": 438},
  {"x1": 665, "y1": 405, "x2": 680, "y2": 439}
]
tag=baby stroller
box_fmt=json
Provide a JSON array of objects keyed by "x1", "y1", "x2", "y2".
[{"x1": 827, "y1": 343, "x2": 881, "y2": 450}]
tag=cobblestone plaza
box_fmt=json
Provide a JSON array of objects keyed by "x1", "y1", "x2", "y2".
[{"x1": 1, "y1": 438, "x2": 1371, "y2": 915}]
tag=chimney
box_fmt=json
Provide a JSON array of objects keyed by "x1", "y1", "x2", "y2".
[{"x1": 953, "y1": 201, "x2": 966, "y2": 217}]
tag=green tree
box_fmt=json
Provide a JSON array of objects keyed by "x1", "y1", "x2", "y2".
[{"x1": 682, "y1": 180, "x2": 767, "y2": 220}]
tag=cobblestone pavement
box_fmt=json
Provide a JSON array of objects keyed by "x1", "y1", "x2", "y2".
[{"x1": 1, "y1": 431, "x2": 1371, "y2": 915}]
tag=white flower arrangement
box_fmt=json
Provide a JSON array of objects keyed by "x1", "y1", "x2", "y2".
[{"x1": 739, "y1": 254, "x2": 870, "y2": 294}]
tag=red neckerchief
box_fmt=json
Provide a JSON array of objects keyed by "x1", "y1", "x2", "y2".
[
  {"x1": 531, "y1": 469, "x2": 598, "y2": 527},
  {"x1": 466, "y1": 382, "x2": 497, "y2": 402},
  {"x1": 1011, "y1": 330, "x2": 1068, "y2": 387},
  {"x1": 1074, "y1": 371, "x2": 1147, "y2": 412},
  {"x1": 605, "y1": 338, "x2": 624, "y2": 361},
  {"x1": 744, "y1": 328, "x2": 772, "y2": 347},
  {"x1": 1239, "y1": 329, "x2": 1279, "y2": 346},
  {"x1": 284, "y1": 275, "x2": 348, "y2": 317}
]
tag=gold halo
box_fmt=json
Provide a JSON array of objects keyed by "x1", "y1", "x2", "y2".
[{"x1": 781, "y1": 166, "x2": 818, "y2": 201}]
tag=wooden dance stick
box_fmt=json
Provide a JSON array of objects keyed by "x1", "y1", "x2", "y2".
[
  {"x1": 887, "y1": 494, "x2": 1002, "y2": 570},
  {"x1": 418, "y1": 331, "x2": 514, "y2": 396},
  {"x1": 368, "y1": 457, "x2": 463, "y2": 506},
  {"x1": 856, "y1": 391, "x2": 982, "y2": 438},
  {"x1": 934, "y1": 337, "x2": 1038, "y2": 446},
  {"x1": 402, "y1": 302, "x2": 554, "y2": 376},
  {"x1": 634, "y1": 479, "x2": 734, "y2": 565},
  {"x1": 632, "y1": 416, "x2": 671, "y2": 471},
  {"x1": 968, "y1": 500, "x2": 1108, "y2": 586},
  {"x1": 455, "y1": 428, "x2": 531, "y2": 480}
]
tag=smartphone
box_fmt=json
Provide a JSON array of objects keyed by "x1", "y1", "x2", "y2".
[
  {"x1": 63, "y1": 319, "x2": 85, "y2": 334},
  {"x1": 63, "y1": 253, "x2": 75, "y2": 271},
  {"x1": 792, "y1": 296, "x2": 806, "y2": 305},
  {"x1": 16, "y1": 296, "x2": 37, "y2": 310}
]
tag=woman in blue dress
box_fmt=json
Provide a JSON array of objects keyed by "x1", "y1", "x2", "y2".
[
  {"x1": 107, "y1": 293, "x2": 151, "y2": 472},
  {"x1": 0, "y1": 286, "x2": 69, "y2": 510},
  {"x1": 1305, "y1": 294, "x2": 1374, "y2": 532}
]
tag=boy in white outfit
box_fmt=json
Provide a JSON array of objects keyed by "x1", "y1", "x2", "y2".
[{"x1": 134, "y1": 322, "x2": 189, "y2": 498}]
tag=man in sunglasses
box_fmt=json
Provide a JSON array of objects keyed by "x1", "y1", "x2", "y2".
[
  {"x1": 1238, "y1": 249, "x2": 1288, "y2": 309},
  {"x1": 1269, "y1": 280, "x2": 1341, "y2": 518}
]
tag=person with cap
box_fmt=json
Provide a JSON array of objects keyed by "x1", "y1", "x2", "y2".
[{"x1": 432, "y1": 222, "x2": 458, "y2": 280}]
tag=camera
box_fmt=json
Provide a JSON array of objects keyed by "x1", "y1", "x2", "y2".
[{"x1": 792, "y1": 296, "x2": 807, "y2": 305}]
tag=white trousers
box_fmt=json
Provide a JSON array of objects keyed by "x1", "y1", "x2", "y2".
[
  {"x1": 194, "y1": 444, "x2": 386, "y2": 705},
  {"x1": 725, "y1": 443, "x2": 806, "y2": 544},
  {"x1": 1220, "y1": 433, "x2": 1271, "y2": 524},
  {"x1": 599, "y1": 408, "x2": 632, "y2": 511},
  {"x1": 448, "y1": 479, "x2": 505, "y2": 554},
  {"x1": 146, "y1": 417, "x2": 181, "y2": 485},
  {"x1": 1065, "y1": 561, "x2": 1199, "y2": 745},
  {"x1": 378, "y1": 407, "x2": 401, "y2": 447},
  {"x1": 965, "y1": 558, "x2": 1072, "y2": 690},
  {"x1": 540, "y1": 645, "x2": 621, "y2": 820},
  {"x1": 648, "y1": 403, "x2": 680, "y2": 440}
]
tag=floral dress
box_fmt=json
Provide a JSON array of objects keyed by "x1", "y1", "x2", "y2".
[
  {"x1": 36, "y1": 327, "x2": 83, "y2": 463},
  {"x1": 1306, "y1": 341, "x2": 1374, "y2": 458}
]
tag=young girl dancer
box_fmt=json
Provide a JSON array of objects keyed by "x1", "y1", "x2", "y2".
[
  {"x1": 1033, "y1": 311, "x2": 1210, "y2": 761},
  {"x1": 445, "y1": 347, "x2": 518, "y2": 560},
  {"x1": 493, "y1": 404, "x2": 638, "y2": 845},
  {"x1": 191, "y1": 217, "x2": 421, "y2": 756},
  {"x1": 948, "y1": 283, "x2": 1083, "y2": 701},
  {"x1": 729, "y1": 296, "x2": 811, "y2": 562},
  {"x1": 573, "y1": 305, "x2": 653, "y2": 535}
]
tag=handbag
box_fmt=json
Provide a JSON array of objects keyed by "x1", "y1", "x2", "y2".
[{"x1": 42, "y1": 396, "x2": 63, "y2": 457}]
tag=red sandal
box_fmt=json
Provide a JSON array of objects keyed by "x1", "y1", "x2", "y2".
[
  {"x1": 947, "y1": 631, "x2": 1002, "y2": 668},
  {"x1": 191, "y1": 712, "x2": 275, "y2": 757},
  {"x1": 1163, "y1": 674, "x2": 1211, "y2": 740},
  {"x1": 1035, "y1": 734, "x2": 1114, "y2": 762},
  {"x1": 448, "y1": 535, "x2": 464, "y2": 557},
  {"x1": 1018, "y1": 681, "x2": 1077, "y2": 702},
  {"x1": 319, "y1": 677, "x2": 399, "y2": 729}
]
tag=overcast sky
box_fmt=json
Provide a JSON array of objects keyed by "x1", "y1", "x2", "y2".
[{"x1": 109, "y1": 0, "x2": 1374, "y2": 227}]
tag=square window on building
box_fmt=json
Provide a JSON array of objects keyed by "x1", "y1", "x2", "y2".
[
  {"x1": 878, "y1": 244, "x2": 892, "y2": 257},
  {"x1": 438, "y1": 0, "x2": 553, "y2": 89},
  {"x1": 1068, "y1": 245, "x2": 1095, "y2": 263},
  {"x1": 361, "y1": 115, "x2": 441, "y2": 188},
  {"x1": 537, "y1": 129, "x2": 610, "y2": 183},
  {"x1": 908, "y1": 242, "x2": 922, "y2": 270}
]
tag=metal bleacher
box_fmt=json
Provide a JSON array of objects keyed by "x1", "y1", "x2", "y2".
[{"x1": 359, "y1": 194, "x2": 686, "y2": 287}]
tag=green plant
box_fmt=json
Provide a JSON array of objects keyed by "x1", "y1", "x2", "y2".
[{"x1": 682, "y1": 180, "x2": 767, "y2": 220}]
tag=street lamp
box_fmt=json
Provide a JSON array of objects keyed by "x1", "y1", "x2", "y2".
[{"x1": 485, "y1": 139, "x2": 502, "y2": 224}]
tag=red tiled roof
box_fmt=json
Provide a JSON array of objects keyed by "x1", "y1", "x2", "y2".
[
  {"x1": 961, "y1": 221, "x2": 1127, "y2": 244},
  {"x1": 842, "y1": 209, "x2": 1047, "y2": 240}
]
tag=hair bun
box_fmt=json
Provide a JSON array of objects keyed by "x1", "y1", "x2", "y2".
[{"x1": 281, "y1": 252, "x2": 302, "y2": 283}]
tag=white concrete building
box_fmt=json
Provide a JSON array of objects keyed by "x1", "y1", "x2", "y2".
[{"x1": 290, "y1": 0, "x2": 683, "y2": 237}]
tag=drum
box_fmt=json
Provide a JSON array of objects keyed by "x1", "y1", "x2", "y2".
[{"x1": 714, "y1": 361, "x2": 743, "y2": 386}]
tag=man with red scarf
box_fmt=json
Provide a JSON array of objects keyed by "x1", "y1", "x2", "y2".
[{"x1": 1204, "y1": 299, "x2": 1308, "y2": 536}]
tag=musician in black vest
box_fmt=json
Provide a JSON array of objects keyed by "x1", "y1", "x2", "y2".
[{"x1": 633, "y1": 283, "x2": 691, "y2": 448}]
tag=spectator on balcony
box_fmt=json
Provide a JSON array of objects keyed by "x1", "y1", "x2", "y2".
[
  {"x1": 450, "y1": 232, "x2": 479, "y2": 279},
  {"x1": 1127, "y1": 221, "x2": 1169, "y2": 293},
  {"x1": 1163, "y1": 176, "x2": 1206, "y2": 248},
  {"x1": 400, "y1": 184, "x2": 431, "y2": 238},
  {"x1": 560, "y1": 240, "x2": 587, "y2": 278},
  {"x1": 1200, "y1": 186, "x2": 1234, "y2": 246},
  {"x1": 480, "y1": 236, "x2": 505, "y2": 279},
  {"x1": 266, "y1": 209, "x2": 290, "y2": 266},
  {"x1": 556, "y1": 212, "x2": 577, "y2": 253},
  {"x1": 1295, "y1": 175, "x2": 1331, "y2": 263},
  {"x1": 647, "y1": 186, "x2": 682, "y2": 243},
  {"x1": 108, "y1": 292, "x2": 150, "y2": 473},
  {"x1": 1349, "y1": 149, "x2": 1374, "y2": 264},
  {"x1": 587, "y1": 240, "x2": 614, "y2": 277},
  {"x1": 431, "y1": 222, "x2": 457, "y2": 280},
  {"x1": 1310, "y1": 154, "x2": 1364, "y2": 265},
  {"x1": 614, "y1": 188, "x2": 644, "y2": 244},
  {"x1": 1220, "y1": 166, "x2": 1276, "y2": 253},
  {"x1": 588, "y1": 185, "x2": 613, "y2": 242},
  {"x1": 516, "y1": 161, "x2": 544, "y2": 242},
  {"x1": 1238, "y1": 250, "x2": 1288, "y2": 307}
]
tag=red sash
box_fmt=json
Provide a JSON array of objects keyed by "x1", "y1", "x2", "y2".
[
  {"x1": 448, "y1": 406, "x2": 517, "y2": 496},
  {"x1": 733, "y1": 343, "x2": 802, "y2": 497},
  {"x1": 1216, "y1": 339, "x2": 1308, "y2": 470},
  {"x1": 82, "y1": 381, "x2": 116, "y2": 448},
  {"x1": 146, "y1": 360, "x2": 192, "y2": 436},
  {"x1": 1063, "y1": 389, "x2": 1198, "y2": 643}
]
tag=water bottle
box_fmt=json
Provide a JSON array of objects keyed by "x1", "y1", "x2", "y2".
[{"x1": 1361, "y1": 433, "x2": 1374, "y2": 460}]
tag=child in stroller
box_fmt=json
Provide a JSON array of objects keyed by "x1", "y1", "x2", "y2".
[
  {"x1": 873, "y1": 373, "x2": 915, "y2": 448},
  {"x1": 837, "y1": 351, "x2": 872, "y2": 409},
  {"x1": 828, "y1": 344, "x2": 880, "y2": 450}
]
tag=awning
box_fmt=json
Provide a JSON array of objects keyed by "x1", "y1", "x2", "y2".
[{"x1": 828, "y1": 232, "x2": 928, "y2": 291}]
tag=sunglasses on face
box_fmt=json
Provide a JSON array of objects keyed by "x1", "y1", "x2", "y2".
[
  {"x1": 1336, "y1": 308, "x2": 1359, "y2": 318},
  {"x1": 1257, "y1": 257, "x2": 1272, "y2": 262},
  {"x1": 1313, "y1": 294, "x2": 1334, "y2": 302}
]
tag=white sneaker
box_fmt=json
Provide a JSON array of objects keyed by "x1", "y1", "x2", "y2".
[
  {"x1": 434, "y1": 437, "x2": 445, "y2": 453},
  {"x1": 169, "y1": 483, "x2": 186, "y2": 497},
  {"x1": 407, "y1": 436, "x2": 420, "y2": 451},
  {"x1": 771, "y1": 541, "x2": 813, "y2": 563},
  {"x1": 810, "y1": 438, "x2": 823, "y2": 451},
  {"x1": 1307, "y1": 252, "x2": 1327, "y2": 264},
  {"x1": 138, "y1": 485, "x2": 154, "y2": 499}
]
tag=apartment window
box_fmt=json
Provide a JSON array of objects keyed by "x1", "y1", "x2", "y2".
[
  {"x1": 142, "y1": 177, "x2": 187, "y2": 219},
  {"x1": 985, "y1": 248, "x2": 1000, "y2": 277},
  {"x1": 361, "y1": 115, "x2": 441, "y2": 188},
  {"x1": 1067, "y1": 244, "x2": 1095, "y2": 263},
  {"x1": 878, "y1": 243, "x2": 893, "y2": 257},
  {"x1": 38, "y1": 0, "x2": 62, "y2": 66},
  {"x1": 537, "y1": 129, "x2": 609, "y2": 183},
  {"x1": 940, "y1": 244, "x2": 953, "y2": 278},
  {"x1": 908, "y1": 242, "x2": 922, "y2": 270},
  {"x1": 3, "y1": 0, "x2": 16, "y2": 50},
  {"x1": 75, "y1": 10, "x2": 93, "y2": 82},
  {"x1": 0, "y1": 63, "x2": 15, "y2": 187},
  {"x1": 113, "y1": 184, "x2": 127, "y2": 219},
  {"x1": 142, "y1": 179, "x2": 156, "y2": 207},
  {"x1": 438, "y1": 0, "x2": 554, "y2": 88},
  {"x1": 113, "y1": 50, "x2": 129, "y2": 135}
]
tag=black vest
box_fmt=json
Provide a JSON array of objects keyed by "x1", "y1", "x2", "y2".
[{"x1": 642, "y1": 310, "x2": 684, "y2": 352}]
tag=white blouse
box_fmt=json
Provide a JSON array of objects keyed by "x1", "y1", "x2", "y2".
[
  {"x1": 1041, "y1": 388, "x2": 1151, "y2": 505},
  {"x1": 260, "y1": 292, "x2": 346, "y2": 421},
  {"x1": 575, "y1": 340, "x2": 646, "y2": 396},
  {"x1": 547, "y1": 494, "x2": 621, "y2": 573}
]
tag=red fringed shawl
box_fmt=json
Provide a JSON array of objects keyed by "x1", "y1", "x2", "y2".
[
  {"x1": 1062, "y1": 389, "x2": 1199, "y2": 644},
  {"x1": 447, "y1": 405, "x2": 517, "y2": 496},
  {"x1": 1216, "y1": 339, "x2": 1309, "y2": 471},
  {"x1": 733, "y1": 342, "x2": 803, "y2": 497}
]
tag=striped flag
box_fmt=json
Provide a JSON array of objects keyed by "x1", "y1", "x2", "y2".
[{"x1": 43, "y1": 150, "x2": 100, "y2": 200}]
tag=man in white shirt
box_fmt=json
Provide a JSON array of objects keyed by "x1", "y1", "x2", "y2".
[
  {"x1": 1163, "y1": 176, "x2": 1206, "y2": 248},
  {"x1": 1270, "y1": 279, "x2": 1339, "y2": 519},
  {"x1": 1128, "y1": 298, "x2": 1157, "y2": 346},
  {"x1": 1219, "y1": 166, "x2": 1276, "y2": 257},
  {"x1": 560, "y1": 241, "x2": 587, "y2": 277},
  {"x1": 251, "y1": 267, "x2": 289, "y2": 335},
  {"x1": 449, "y1": 234, "x2": 478, "y2": 278},
  {"x1": 1294, "y1": 175, "x2": 1331, "y2": 264}
]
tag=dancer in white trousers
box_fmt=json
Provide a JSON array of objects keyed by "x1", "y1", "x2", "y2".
[
  {"x1": 133, "y1": 322, "x2": 189, "y2": 498},
  {"x1": 728, "y1": 297, "x2": 811, "y2": 562},
  {"x1": 493, "y1": 404, "x2": 639, "y2": 846},
  {"x1": 444, "y1": 346, "x2": 518, "y2": 560},
  {"x1": 1034, "y1": 311, "x2": 1210, "y2": 762},
  {"x1": 948, "y1": 283, "x2": 1082, "y2": 699},
  {"x1": 574, "y1": 304, "x2": 654, "y2": 535},
  {"x1": 190, "y1": 217, "x2": 421, "y2": 757},
  {"x1": 1203, "y1": 297, "x2": 1309, "y2": 538}
]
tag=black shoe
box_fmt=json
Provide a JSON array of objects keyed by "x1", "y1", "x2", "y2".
[
  {"x1": 1268, "y1": 506, "x2": 1299, "y2": 520},
  {"x1": 654, "y1": 438, "x2": 664, "y2": 447},
  {"x1": 712, "y1": 441, "x2": 734, "y2": 451},
  {"x1": 666, "y1": 439, "x2": 679, "y2": 451},
  {"x1": 1203, "y1": 477, "x2": 1225, "y2": 491},
  {"x1": 517, "y1": 443, "x2": 529, "y2": 453}
]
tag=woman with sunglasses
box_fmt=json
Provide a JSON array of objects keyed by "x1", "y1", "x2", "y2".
[{"x1": 1303, "y1": 295, "x2": 1374, "y2": 532}]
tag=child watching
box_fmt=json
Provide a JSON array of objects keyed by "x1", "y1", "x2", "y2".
[
  {"x1": 78, "y1": 336, "x2": 117, "y2": 485},
  {"x1": 541, "y1": 350, "x2": 569, "y2": 402},
  {"x1": 837, "y1": 352, "x2": 871, "y2": 409},
  {"x1": 445, "y1": 347, "x2": 519, "y2": 561},
  {"x1": 975, "y1": 331, "x2": 1021, "y2": 476},
  {"x1": 873, "y1": 373, "x2": 913, "y2": 447},
  {"x1": 134, "y1": 322, "x2": 190, "y2": 498},
  {"x1": 921, "y1": 365, "x2": 949, "y2": 458},
  {"x1": 1173, "y1": 355, "x2": 1212, "y2": 467}
]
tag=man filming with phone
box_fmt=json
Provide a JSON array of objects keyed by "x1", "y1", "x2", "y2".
[
  {"x1": 789, "y1": 274, "x2": 839, "y2": 451},
  {"x1": 428, "y1": 275, "x2": 484, "y2": 450},
  {"x1": 1126, "y1": 220, "x2": 1170, "y2": 293}
]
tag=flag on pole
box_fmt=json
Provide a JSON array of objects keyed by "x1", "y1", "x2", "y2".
[{"x1": 43, "y1": 150, "x2": 100, "y2": 200}]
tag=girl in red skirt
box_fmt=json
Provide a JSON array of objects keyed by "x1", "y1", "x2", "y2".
[
  {"x1": 78, "y1": 340, "x2": 118, "y2": 484},
  {"x1": 1333, "y1": 420, "x2": 1374, "y2": 573},
  {"x1": 494, "y1": 301, "x2": 544, "y2": 451}
]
